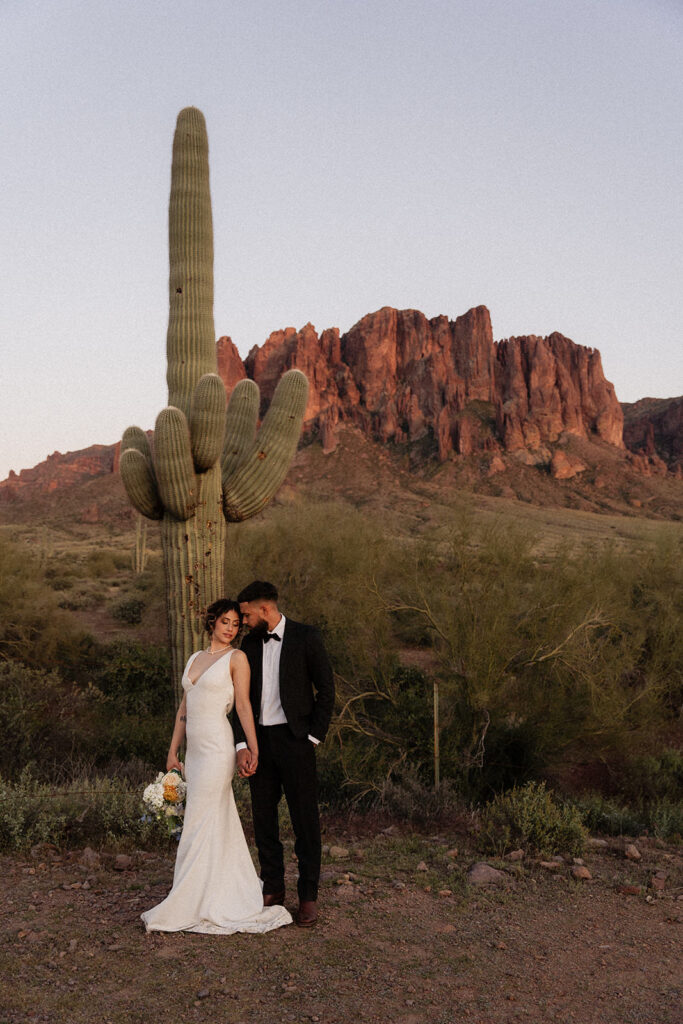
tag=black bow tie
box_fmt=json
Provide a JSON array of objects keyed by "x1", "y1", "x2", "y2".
[{"x1": 263, "y1": 633, "x2": 281, "y2": 643}]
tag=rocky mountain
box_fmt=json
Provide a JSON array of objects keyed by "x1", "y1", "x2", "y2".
[
  {"x1": 621, "y1": 396, "x2": 683, "y2": 475},
  {"x1": 217, "y1": 305, "x2": 627, "y2": 474},
  {"x1": 0, "y1": 444, "x2": 118, "y2": 502},
  {"x1": 1, "y1": 305, "x2": 681, "y2": 510}
]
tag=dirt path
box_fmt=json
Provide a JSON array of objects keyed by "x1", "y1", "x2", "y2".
[{"x1": 1, "y1": 831, "x2": 680, "y2": 1024}]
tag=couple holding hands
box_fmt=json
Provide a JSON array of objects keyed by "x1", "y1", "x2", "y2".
[{"x1": 142, "y1": 580, "x2": 335, "y2": 934}]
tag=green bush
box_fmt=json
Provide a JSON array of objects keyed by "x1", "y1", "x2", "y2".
[
  {"x1": 225, "y1": 502, "x2": 682, "y2": 804},
  {"x1": 576, "y1": 792, "x2": 682, "y2": 842},
  {"x1": 90, "y1": 640, "x2": 170, "y2": 716},
  {"x1": 0, "y1": 536, "x2": 90, "y2": 672},
  {"x1": 618, "y1": 748, "x2": 683, "y2": 803},
  {"x1": 112, "y1": 596, "x2": 146, "y2": 624},
  {"x1": 0, "y1": 646, "x2": 173, "y2": 781},
  {"x1": 85, "y1": 549, "x2": 120, "y2": 578},
  {"x1": 479, "y1": 781, "x2": 587, "y2": 857},
  {"x1": 0, "y1": 661, "x2": 101, "y2": 779},
  {"x1": 0, "y1": 767, "x2": 171, "y2": 851},
  {"x1": 376, "y1": 766, "x2": 466, "y2": 824}
]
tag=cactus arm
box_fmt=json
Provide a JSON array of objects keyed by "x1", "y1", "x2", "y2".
[
  {"x1": 120, "y1": 448, "x2": 164, "y2": 520},
  {"x1": 154, "y1": 407, "x2": 196, "y2": 521},
  {"x1": 121, "y1": 425, "x2": 153, "y2": 462},
  {"x1": 222, "y1": 369, "x2": 308, "y2": 522},
  {"x1": 221, "y1": 378, "x2": 260, "y2": 483},
  {"x1": 166, "y1": 107, "x2": 216, "y2": 418},
  {"x1": 190, "y1": 373, "x2": 226, "y2": 471}
]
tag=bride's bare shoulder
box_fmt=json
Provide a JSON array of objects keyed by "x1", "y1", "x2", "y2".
[{"x1": 230, "y1": 648, "x2": 249, "y2": 667}]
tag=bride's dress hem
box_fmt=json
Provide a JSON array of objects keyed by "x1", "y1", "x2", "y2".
[{"x1": 141, "y1": 904, "x2": 292, "y2": 935}]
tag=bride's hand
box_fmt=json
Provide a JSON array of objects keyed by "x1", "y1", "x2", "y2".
[
  {"x1": 167, "y1": 751, "x2": 183, "y2": 772},
  {"x1": 246, "y1": 748, "x2": 259, "y2": 774}
]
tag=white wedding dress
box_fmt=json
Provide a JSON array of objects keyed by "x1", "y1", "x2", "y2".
[{"x1": 141, "y1": 650, "x2": 292, "y2": 934}]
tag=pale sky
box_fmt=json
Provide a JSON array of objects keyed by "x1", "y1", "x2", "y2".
[{"x1": 1, "y1": 0, "x2": 682, "y2": 480}]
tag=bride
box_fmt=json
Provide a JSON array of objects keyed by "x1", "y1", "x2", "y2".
[{"x1": 141, "y1": 598, "x2": 292, "y2": 934}]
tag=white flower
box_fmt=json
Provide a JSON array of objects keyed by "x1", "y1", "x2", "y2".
[{"x1": 142, "y1": 782, "x2": 165, "y2": 811}]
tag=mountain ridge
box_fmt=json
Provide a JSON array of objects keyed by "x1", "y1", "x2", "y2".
[{"x1": 1, "y1": 304, "x2": 680, "y2": 516}]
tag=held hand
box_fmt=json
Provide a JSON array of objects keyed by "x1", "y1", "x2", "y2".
[
  {"x1": 167, "y1": 751, "x2": 183, "y2": 773},
  {"x1": 236, "y1": 748, "x2": 252, "y2": 779}
]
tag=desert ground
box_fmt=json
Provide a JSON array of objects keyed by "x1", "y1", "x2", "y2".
[{"x1": 2, "y1": 821, "x2": 680, "y2": 1024}]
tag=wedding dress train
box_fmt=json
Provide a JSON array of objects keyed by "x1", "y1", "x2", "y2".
[{"x1": 141, "y1": 650, "x2": 292, "y2": 934}]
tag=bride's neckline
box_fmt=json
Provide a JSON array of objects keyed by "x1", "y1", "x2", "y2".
[{"x1": 187, "y1": 648, "x2": 233, "y2": 686}]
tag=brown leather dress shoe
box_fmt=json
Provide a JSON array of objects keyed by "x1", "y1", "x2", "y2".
[
  {"x1": 263, "y1": 890, "x2": 285, "y2": 907},
  {"x1": 295, "y1": 900, "x2": 318, "y2": 927}
]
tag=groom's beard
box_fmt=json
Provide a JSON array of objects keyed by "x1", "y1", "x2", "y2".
[{"x1": 249, "y1": 616, "x2": 270, "y2": 639}]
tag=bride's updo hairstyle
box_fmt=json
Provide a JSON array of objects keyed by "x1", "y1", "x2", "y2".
[{"x1": 204, "y1": 598, "x2": 242, "y2": 635}]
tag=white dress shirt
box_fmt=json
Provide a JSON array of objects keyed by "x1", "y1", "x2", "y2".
[
  {"x1": 236, "y1": 614, "x2": 320, "y2": 750},
  {"x1": 259, "y1": 614, "x2": 287, "y2": 725}
]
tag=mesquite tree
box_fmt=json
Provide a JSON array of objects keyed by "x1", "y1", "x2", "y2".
[{"x1": 120, "y1": 107, "x2": 308, "y2": 702}]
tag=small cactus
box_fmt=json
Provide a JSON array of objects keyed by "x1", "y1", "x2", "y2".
[
  {"x1": 132, "y1": 517, "x2": 149, "y2": 575},
  {"x1": 120, "y1": 108, "x2": 307, "y2": 701}
]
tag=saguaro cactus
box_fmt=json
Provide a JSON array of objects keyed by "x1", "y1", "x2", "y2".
[{"x1": 120, "y1": 108, "x2": 308, "y2": 702}]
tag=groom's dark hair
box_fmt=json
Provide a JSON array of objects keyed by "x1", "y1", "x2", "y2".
[{"x1": 237, "y1": 580, "x2": 279, "y2": 604}]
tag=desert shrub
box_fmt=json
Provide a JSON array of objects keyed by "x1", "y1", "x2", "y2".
[
  {"x1": 0, "y1": 767, "x2": 68, "y2": 850},
  {"x1": 618, "y1": 748, "x2": 683, "y2": 804},
  {"x1": 479, "y1": 781, "x2": 587, "y2": 857},
  {"x1": 85, "y1": 549, "x2": 119, "y2": 577},
  {"x1": 83, "y1": 640, "x2": 173, "y2": 766},
  {"x1": 576, "y1": 793, "x2": 646, "y2": 838},
  {"x1": 0, "y1": 536, "x2": 89, "y2": 671},
  {"x1": 48, "y1": 574, "x2": 74, "y2": 590},
  {"x1": 0, "y1": 645, "x2": 173, "y2": 780},
  {"x1": 576, "y1": 792, "x2": 682, "y2": 842},
  {"x1": 375, "y1": 766, "x2": 466, "y2": 824},
  {"x1": 224, "y1": 502, "x2": 682, "y2": 804},
  {"x1": 0, "y1": 661, "x2": 102, "y2": 779},
  {"x1": 112, "y1": 596, "x2": 146, "y2": 624},
  {"x1": 90, "y1": 640, "x2": 170, "y2": 716},
  {"x1": 58, "y1": 585, "x2": 103, "y2": 611},
  {"x1": 0, "y1": 768, "x2": 169, "y2": 851},
  {"x1": 648, "y1": 799, "x2": 683, "y2": 841},
  {"x1": 44, "y1": 553, "x2": 79, "y2": 588}
]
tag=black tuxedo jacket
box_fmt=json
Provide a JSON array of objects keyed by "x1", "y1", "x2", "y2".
[{"x1": 234, "y1": 618, "x2": 335, "y2": 744}]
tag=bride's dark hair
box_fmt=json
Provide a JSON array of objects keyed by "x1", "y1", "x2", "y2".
[{"x1": 204, "y1": 598, "x2": 242, "y2": 635}]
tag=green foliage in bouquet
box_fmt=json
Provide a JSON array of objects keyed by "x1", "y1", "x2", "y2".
[
  {"x1": 119, "y1": 107, "x2": 308, "y2": 701},
  {"x1": 142, "y1": 769, "x2": 186, "y2": 839}
]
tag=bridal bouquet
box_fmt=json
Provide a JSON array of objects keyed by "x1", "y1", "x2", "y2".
[{"x1": 142, "y1": 769, "x2": 187, "y2": 839}]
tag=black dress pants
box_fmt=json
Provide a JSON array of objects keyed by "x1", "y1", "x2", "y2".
[{"x1": 248, "y1": 724, "x2": 320, "y2": 902}]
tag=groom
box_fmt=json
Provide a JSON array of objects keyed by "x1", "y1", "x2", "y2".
[{"x1": 234, "y1": 580, "x2": 335, "y2": 928}]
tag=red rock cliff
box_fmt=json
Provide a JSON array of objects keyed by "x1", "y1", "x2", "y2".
[
  {"x1": 0, "y1": 306, "x2": 632, "y2": 500},
  {"x1": 218, "y1": 305, "x2": 624, "y2": 460},
  {"x1": 621, "y1": 396, "x2": 683, "y2": 474}
]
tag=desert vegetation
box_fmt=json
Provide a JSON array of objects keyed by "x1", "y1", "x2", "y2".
[{"x1": 0, "y1": 496, "x2": 680, "y2": 852}]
